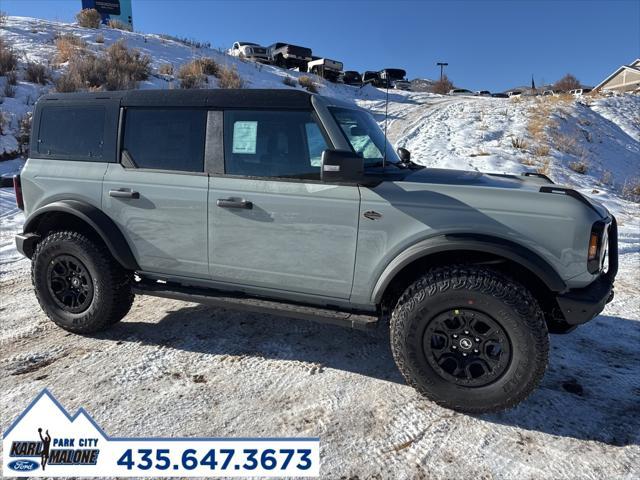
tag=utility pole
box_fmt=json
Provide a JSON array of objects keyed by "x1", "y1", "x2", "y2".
[{"x1": 437, "y1": 62, "x2": 448, "y2": 81}]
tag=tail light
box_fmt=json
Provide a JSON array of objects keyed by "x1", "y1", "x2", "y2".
[
  {"x1": 13, "y1": 174, "x2": 24, "y2": 210},
  {"x1": 587, "y1": 220, "x2": 609, "y2": 274}
]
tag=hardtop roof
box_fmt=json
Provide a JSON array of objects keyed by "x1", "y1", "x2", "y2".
[{"x1": 37, "y1": 88, "x2": 313, "y2": 109}]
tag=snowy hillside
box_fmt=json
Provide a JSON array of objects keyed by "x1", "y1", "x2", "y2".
[{"x1": 1, "y1": 16, "x2": 639, "y2": 480}]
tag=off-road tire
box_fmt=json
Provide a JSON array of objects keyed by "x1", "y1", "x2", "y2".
[
  {"x1": 390, "y1": 266, "x2": 549, "y2": 413},
  {"x1": 32, "y1": 230, "x2": 134, "y2": 333}
]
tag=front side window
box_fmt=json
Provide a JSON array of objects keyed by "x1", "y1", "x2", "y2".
[
  {"x1": 224, "y1": 110, "x2": 329, "y2": 179},
  {"x1": 38, "y1": 106, "x2": 105, "y2": 159},
  {"x1": 329, "y1": 107, "x2": 399, "y2": 167},
  {"x1": 122, "y1": 108, "x2": 206, "y2": 172}
]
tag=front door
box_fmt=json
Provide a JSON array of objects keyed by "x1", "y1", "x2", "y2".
[
  {"x1": 103, "y1": 107, "x2": 209, "y2": 278},
  {"x1": 209, "y1": 109, "x2": 360, "y2": 299}
]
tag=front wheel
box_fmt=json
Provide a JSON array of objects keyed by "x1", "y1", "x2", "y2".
[
  {"x1": 390, "y1": 266, "x2": 549, "y2": 413},
  {"x1": 32, "y1": 230, "x2": 134, "y2": 334}
]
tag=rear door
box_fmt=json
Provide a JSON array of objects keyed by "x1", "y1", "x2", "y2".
[
  {"x1": 209, "y1": 109, "x2": 360, "y2": 299},
  {"x1": 102, "y1": 107, "x2": 209, "y2": 278}
]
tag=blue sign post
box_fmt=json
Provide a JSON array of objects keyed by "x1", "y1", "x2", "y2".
[{"x1": 80, "y1": 0, "x2": 133, "y2": 29}]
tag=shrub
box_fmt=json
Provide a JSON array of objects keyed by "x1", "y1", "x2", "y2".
[
  {"x1": 430, "y1": 74, "x2": 454, "y2": 95},
  {"x1": 3, "y1": 80, "x2": 16, "y2": 97},
  {"x1": 55, "y1": 34, "x2": 87, "y2": 63},
  {"x1": 511, "y1": 137, "x2": 528, "y2": 150},
  {"x1": 158, "y1": 63, "x2": 173, "y2": 75},
  {"x1": 6, "y1": 70, "x2": 17, "y2": 85},
  {"x1": 0, "y1": 111, "x2": 8, "y2": 135},
  {"x1": 25, "y1": 63, "x2": 48, "y2": 84},
  {"x1": 158, "y1": 34, "x2": 211, "y2": 49},
  {"x1": 95, "y1": 33, "x2": 105, "y2": 44},
  {"x1": 76, "y1": 8, "x2": 101, "y2": 29},
  {"x1": 105, "y1": 40, "x2": 150, "y2": 82},
  {"x1": 298, "y1": 76, "x2": 317, "y2": 93},
  {"x1": 568, "y1": 161, "x2": 588, "y2": 174},
  {"x1": 553, "y1": 73, "x2": 581, "y2": 93},
  {"x1": 18, "y1": 113, "x2": 32, "y2": 154},
  {"x1": 177, "y1": 60, "x2": 207, "y2": 89},
  {"x1": 54, "y1": 73, "x2": 79, "y2": 92},
  {"x1": 600, "y1": 170, "x2": 613, "y2": 186},
  {"x1": 0, "y1": 10, "x2": 7, "y2": 26},
  {"x1": 282, "y1": 76, "x2": 296, "y2": 87},
  {"x1": 0, "y1": 38, "x2": 18, "y2": 75},
  {"x1": 56, "y1": 40, "x2": 150, "y2": 92},
  {"x1": 217, "y1": 65, "x2": 244, "y2": 89},
  {"x1": 622, "y1": 179, "x2": 640, "y2": 202},
  {"x1": 552, "y1": 132, "x2": 579, "y2": 155},
  {"x1": 537, "y1": 158, "x2": 551, "y2": 176},
  {"x1": 532, "y1": 144, "x2": 550, "y2": 157},
  {"x1": 198, "y1": 57, "x2": 219, "y2": 76},
  {"x1": 107, "y1": 19, "x2": 132, "y2": 31}
]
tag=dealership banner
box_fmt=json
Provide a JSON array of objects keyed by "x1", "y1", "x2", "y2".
[{"x1": 3, "y1": 389, "x2": 320, "y2": 477}]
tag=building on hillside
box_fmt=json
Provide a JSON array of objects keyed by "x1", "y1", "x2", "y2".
[
  {"x1": 595, "y1": 59, "x2": 640, "y2": 94},
  {"x1": 81, "y1": 0, "x2": 133, "y2": 30}
]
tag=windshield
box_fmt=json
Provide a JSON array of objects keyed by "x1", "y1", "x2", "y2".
[{"x1": 329, "y1": 107, "x2": 400, "y2": 167}]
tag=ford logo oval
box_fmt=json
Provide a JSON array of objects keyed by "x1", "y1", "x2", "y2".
[{"x1": 8, "y1": 459, "x2": 39, "y2": 471}]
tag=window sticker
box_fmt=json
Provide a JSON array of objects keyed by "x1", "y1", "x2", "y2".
[{"x1": 232, "y1": 121, "x2": 258, "y2": 154}]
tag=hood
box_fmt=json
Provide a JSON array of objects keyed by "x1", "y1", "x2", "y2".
[
  {"x1": 400, "y1": 168, "x2": 542, "y2": 191},
  {"x1": 394, "y1": 167, "x2": 609, "y2": 218}
]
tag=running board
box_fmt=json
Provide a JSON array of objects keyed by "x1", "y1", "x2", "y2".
[{"x1": 132, "y1": 281, "x2": 379, "y2": 330}]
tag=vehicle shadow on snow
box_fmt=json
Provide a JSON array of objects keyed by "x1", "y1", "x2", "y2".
[{"x1": 102, "y1": 307, "x2": 639, "y2": 447}]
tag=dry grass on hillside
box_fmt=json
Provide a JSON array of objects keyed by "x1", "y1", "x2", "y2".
[
  {"x1": 75, "y1": 8, "x2": 101, "y2": 29},
  {"x1": 55, "y1": 40, "x2": 150, "y2": 92},
  {"x1": 55, "y1": 34, "x2": 87, "y2": 64}
]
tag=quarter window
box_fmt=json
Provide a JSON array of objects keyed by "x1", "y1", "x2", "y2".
[
  {"x1": 224, "y1": 110, "x2": 329, "y2": 179},
  {"x1": 38, "y1": 106, "x2": 105, "y2": 159},
  {"x1": 122, "y1": 108, "x2": 206, "y2": 172}
]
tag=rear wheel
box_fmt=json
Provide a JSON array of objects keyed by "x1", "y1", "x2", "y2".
[
  {"x1": 390, "y1": 266, "x2": 549, "y2": 413},
  {"x1": 32, "y1": 231, "x2": 134, "y2": 333}
]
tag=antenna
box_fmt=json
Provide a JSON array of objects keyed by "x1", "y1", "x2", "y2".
[{"x1": 383, "y1": 72, "x2": 389, "y2": 169}]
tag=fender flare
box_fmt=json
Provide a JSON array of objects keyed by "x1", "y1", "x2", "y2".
[
  {"x1": 23, "y1": 200, "x2": 139, "y2": 271},
  {"x1": 371, "y1": 233, "x2": 568, "y2": 303}
]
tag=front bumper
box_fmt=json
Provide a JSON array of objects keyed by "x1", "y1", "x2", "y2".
[{"x1": 555, "y1": 215, "x2": 618, "y2": 325}]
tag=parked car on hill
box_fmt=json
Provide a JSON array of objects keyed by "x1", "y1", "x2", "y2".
[
  {"x1": 474, "y1": 90, "x2": 491, "y2": 96},
  {"x1": 448, "y1": 88, "x2": 474, "y2": 96},
  {"x1": 542, "y1": 90, "x2": 558, "y2": 96},
  {"x1": 228, "y1": 41, "x2": 270, "y2": 63},
  {"x1": 570, "y1": 88, "x2": 592, "y2": 96},
  {"x1": 379, "y1": 68, "x2": 407, "y2": 88},
  {"x1": 339, "y1": 70, "x2": 362, "y2": 86},
  {"x1": 491, "y1": 92, "x2": 509, "y2": 98},
  {"x1": 15, "y1": 88, "x2": 618, "y2": 415},
  {"x1": 268, "y1": 42, "x2": 312, "y2": 71},
  {"x1": 308, "y1": 57, "x2": 343, "y2": 83},
  {"x1": 362, "y1": 70, "x2": 380, "y2": 86},
  {"x1": 392, "y1": 79, "x2": 411, "y2": 90}
]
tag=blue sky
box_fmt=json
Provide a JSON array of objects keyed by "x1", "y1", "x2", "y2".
[{"x1": 3, "y1": 0, "x2": 639, "y2": 91}]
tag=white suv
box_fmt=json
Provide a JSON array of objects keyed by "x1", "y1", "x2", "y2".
[{"x1": 228, "y1": 42, "x2": 270, "y2": 63}]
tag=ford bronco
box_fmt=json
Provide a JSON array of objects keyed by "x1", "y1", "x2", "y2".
[{"x1": 14, "y1": 89, "x2": 617, "y2": 413}]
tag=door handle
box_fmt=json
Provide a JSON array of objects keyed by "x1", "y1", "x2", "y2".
[
  {"x1": 216, "y1": 198, "x2": 253, "y2": 209},
  {"x1": 109, "y1": 188, "x2": 140, "y2": 199}
]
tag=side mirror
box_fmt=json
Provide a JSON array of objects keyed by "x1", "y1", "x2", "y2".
[
  {"x1": 321, "y1": 149, "x2": 364, "y2": 183},
  {"x1": 397, "y1": 147, "x2": 411, "y2": 163}
]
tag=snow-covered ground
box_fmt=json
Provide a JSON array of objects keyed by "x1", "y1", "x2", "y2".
[{"x1": 1, "y1": 16, "x2": 639, "y2": 479}]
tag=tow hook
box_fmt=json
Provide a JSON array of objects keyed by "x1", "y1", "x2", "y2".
[{"x1": 606, "y1": 289, "x2": 615, "y2": 304}]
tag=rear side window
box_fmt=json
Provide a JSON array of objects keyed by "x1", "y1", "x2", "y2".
[
  {"x1": 223, "y1": 110, "x2": 328, "y2": 179},
  {"x1": 38, "y1": 106, "x2": 105, "y2": 160},
  {"x1": 122, "y1": 108, "x2": 206, "y2": 172}
]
